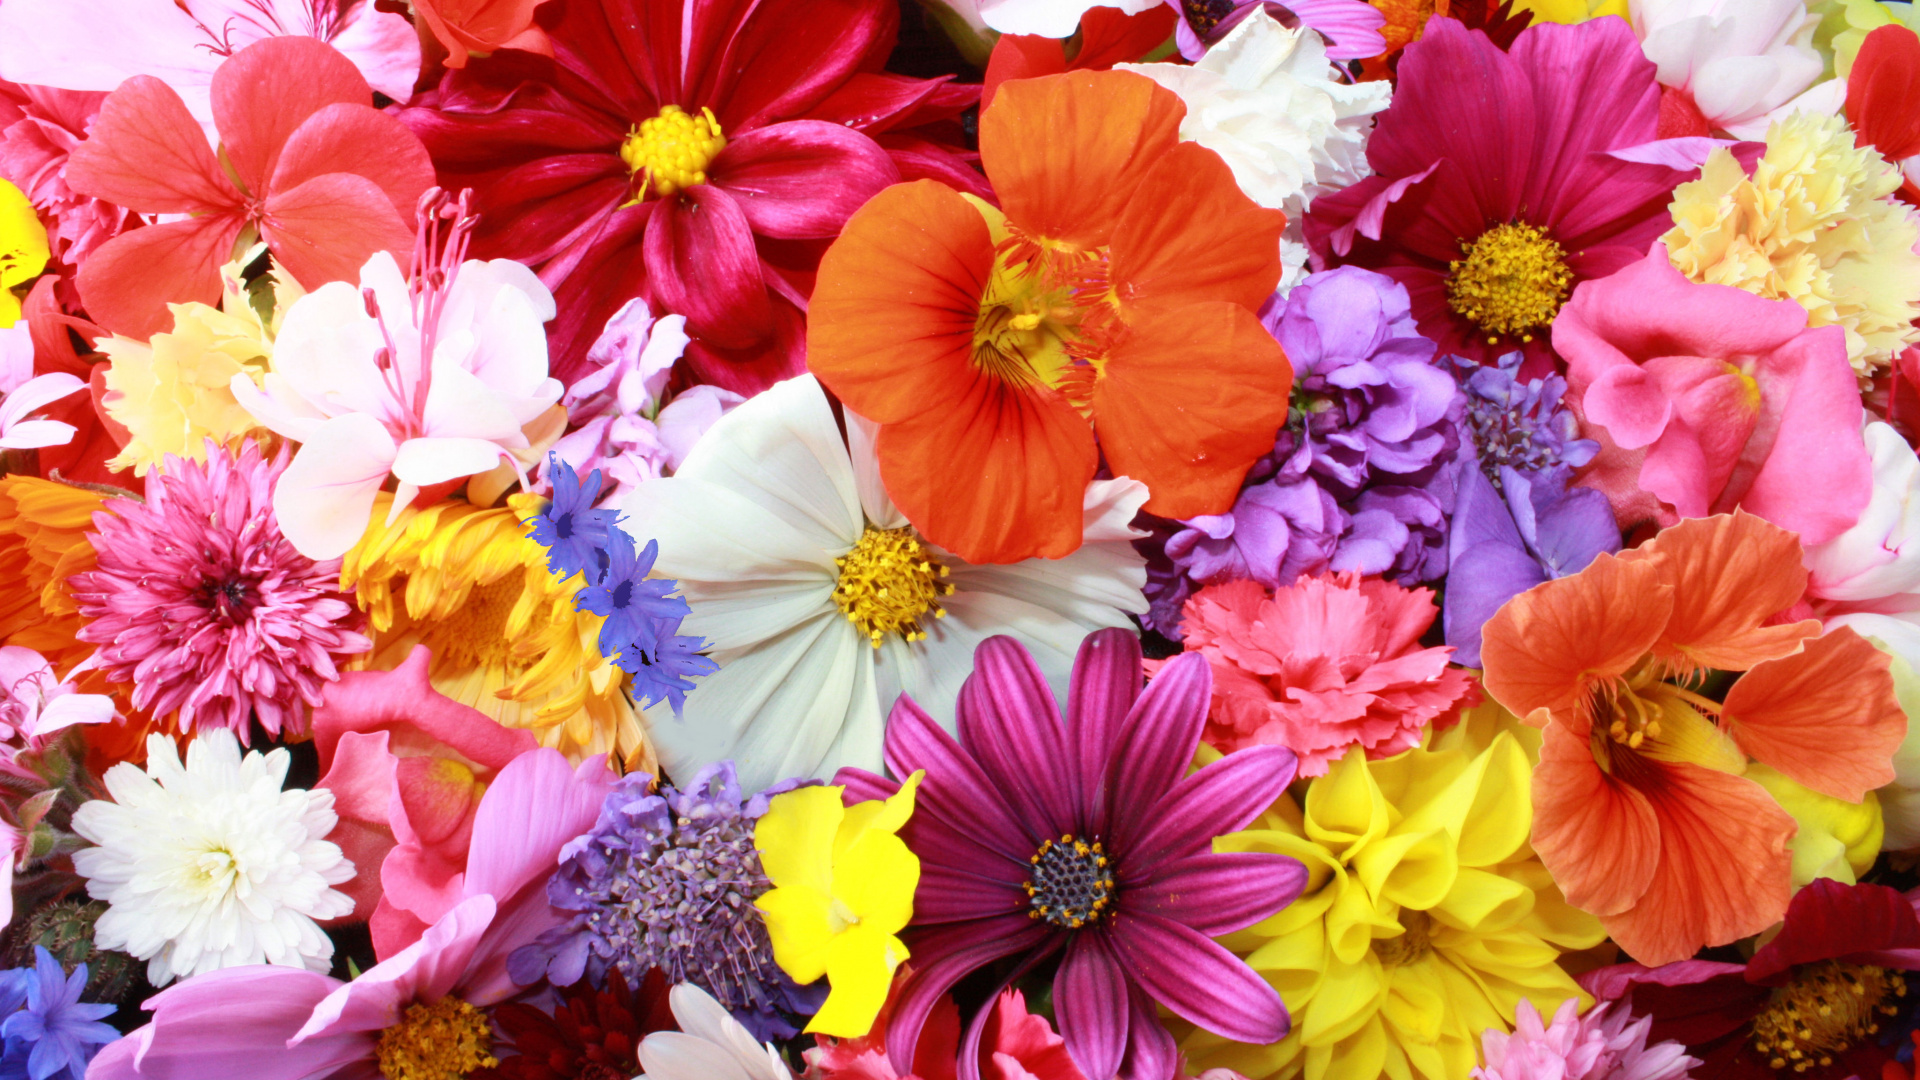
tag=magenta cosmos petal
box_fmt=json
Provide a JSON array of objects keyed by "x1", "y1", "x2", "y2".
[{"x1": 844, "y1": 629, "x2": 1304, "y2": 1080}]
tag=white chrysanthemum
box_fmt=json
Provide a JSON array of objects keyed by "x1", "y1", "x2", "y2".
[
  {"x1": 619, "y1": 374, "x2": 1149, "y2": 793},
  {"x1": 1118, "y1": 10, "x2": 1390, "y2": 292},
  {"x1": 71, "y1": 730, "x2": 354, "y2": 986}
]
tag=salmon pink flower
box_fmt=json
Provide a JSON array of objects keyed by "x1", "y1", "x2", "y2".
[
  {"x1": 398, "y1": 0, "x2": 982, "y2": 394},
  {"x1": 1480, "y1": 512, "x2": 1908, "y2": 965},
  {"x1": 808, "y1": 70, "x2": 1291, "y2": 565},
  {"x1": 62, "y1": 35, "x2": 435, "y2": 339}
]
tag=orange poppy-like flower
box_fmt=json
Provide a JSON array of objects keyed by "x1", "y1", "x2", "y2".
[
  {"x1": 807, "y1": 70, "x2": 1291, "y2": 565},
  {"x1": 1480, "y1": 512, "x2": 1906, "y2": 966}
]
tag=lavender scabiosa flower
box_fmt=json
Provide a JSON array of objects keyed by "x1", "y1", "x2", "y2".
[
  {"x1": 508, "y1": 761, "x2": 822, "y2": 1042},
  {"x1": 1142, "y1": 266, "x2": 1462, "y2": 636},
  {"x1": 67, "y1": 439, "x2": 371, "y2": 740}
]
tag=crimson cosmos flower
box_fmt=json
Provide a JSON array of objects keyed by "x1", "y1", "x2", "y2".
[
  {"x1": 837, "y1": 630, "x2": 1304, "y2": 1080},
  {"x1": 398, "y1": 0, "x2": 984, "y2": 395}
]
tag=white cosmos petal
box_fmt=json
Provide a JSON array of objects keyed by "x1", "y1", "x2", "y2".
[
  {"x1": 0, "y1": 419, "x2": 77, "y2": 450},
  {"x1": 846, "y1": 406, "x2": 909, "y2": 530},
  {"x1": 883, "y1": 588, "x2": 1116, "y2": 730}
]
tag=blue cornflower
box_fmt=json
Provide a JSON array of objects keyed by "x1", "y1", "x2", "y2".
[
  {"x1": 527, "y1": 455, "x2": 622, "y2": 581},
  {"x1": 578, "y1": 530, "x2": 691, "y2": 658},
  {"x1": 0, "y1": 949, "x2": 116, "y2": 1080},
  {"x1": 615, "y1": 616, "x2": 720, "y2": 715}
]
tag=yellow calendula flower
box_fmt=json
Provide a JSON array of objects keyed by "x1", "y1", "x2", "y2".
[
  {"x1": 0, "y1": 179, "x2": 49, "y2": 327},
  {"x1": 1177, "y1": 712, "x2": 1604, "y2": 1080},
  {"x1": 95, "y1": 250, "x2": 302, "y2": 475},
  {"x1": 1664, "y1": 112, "x2": 1920, "y2": 375},
  {"x1": 343, "y1": 492, "x2": 652, "y2": 772},
  {"x1": 755, "y1": 772, "x2": 922, "y2": 1038},
  {"x1": 1510, "y1": 0, "x2": 1627, "y2": 24}
]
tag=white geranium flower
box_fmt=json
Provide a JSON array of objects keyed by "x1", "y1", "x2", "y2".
[
  {"x1": 637, "y1": 983, "x2": 794, "y2": 1080},
  {"x1": 71, "y1": 730, "x2": 354, "y2": 987},
  {"x1": 618, "y1": 374, "x2": 1149, "y2": 792}
]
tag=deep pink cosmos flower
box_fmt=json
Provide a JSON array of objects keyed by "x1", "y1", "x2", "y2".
[
  {"x1": 837, "y1": 630, "x2": 1304, "y2": 1080},
  {"x1": 68, "y1": 440, "x2": 371, "y2": 741},
  {"x1": 1303, "y1": 17, "x2": 1693, "y2": 375},
  {"x1": 397, "y1": 0, "x2": 985, "y2": 395}
]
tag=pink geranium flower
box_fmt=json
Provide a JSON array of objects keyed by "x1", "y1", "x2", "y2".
[
  {"x1": 83, "y1": 747, "x2": 614, "y2": 1080},
  {"x1": 1552, "y1": 244, "x2": 1872, "y2": 546},
  {"x1": 1159, "y1": 573, "x2": 1474, "y2": 778},
  {"x1": 62, "y1": 35, "x2": 435, "y2": 339}
]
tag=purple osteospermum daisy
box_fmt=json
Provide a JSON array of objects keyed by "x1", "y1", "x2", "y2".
[
  {"x1": 836, "y1": 629, "x2": 1306, "y2": 1080},
  {"x1": 68, "y1": 440, "x2": 370, "y2": 741}
]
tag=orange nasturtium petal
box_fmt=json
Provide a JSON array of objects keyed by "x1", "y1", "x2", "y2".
[
  {"x1": 980, "y1": 70, "x2": 1185, "y2": 253},
  {"x1": 1530, "y1": 720, "x2": 1660, "y2": 919},
  {"x1": 1720, "y1": 627, "x2": 1906, "y2": 803},
  {"x1": 1107, "y1": 142, "x2": 1288, "y2": 317},
  {"x1": 1621, "y1": 511, "x2": 1818, "y2": 673},
  {"x1": 1479, "y1": 552, "x2": 1673, "y2": 728},
  {"x1": 1091, "y1": 301, "x2": 1290, "y2": 520},
  {"x1": 808, "y1": 179, "x2": 994, "y2": 426}
]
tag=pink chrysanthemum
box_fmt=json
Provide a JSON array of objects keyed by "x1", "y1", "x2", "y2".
[
  {"x1": 69, "y1": 440, "x2": 370, "y2": 740},
  {"x1": 1161, "y1": 572, "x2": 1474, "y2": 777},
  {"x1": 1474, "y1": 999, "x2": 1698, "y2": 1080}
]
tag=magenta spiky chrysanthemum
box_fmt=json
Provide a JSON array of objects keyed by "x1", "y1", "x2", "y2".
[{"x1": 69, "y1": 440, "x2": 371, "y2": 740}]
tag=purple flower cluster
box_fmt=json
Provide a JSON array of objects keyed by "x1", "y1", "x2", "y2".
[{"x1": 1141, "y1": 266, "x2": 1463, "y2": 636}]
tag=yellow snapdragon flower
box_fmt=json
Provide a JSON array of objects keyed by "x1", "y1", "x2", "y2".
[
  {"x1": 755, "y1": 772, "x2": 923, "y2": 1037},
  {"x1": 0, "y1": 180, "x2": 48, "y2": 328}
]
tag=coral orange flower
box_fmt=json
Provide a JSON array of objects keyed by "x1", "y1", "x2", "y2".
[
  {"x1": 807, "y1": 70, "x2": 1291, "y2": 565},
  {"x1": 1480, "y1": 512, "x2": 1906, "y2": 966}
]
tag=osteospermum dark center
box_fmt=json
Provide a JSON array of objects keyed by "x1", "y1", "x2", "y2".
[
  {"x1": 1025, "y1": 834, "x2": 1115, "y2": 930},
  {"x1": 1750, "y1": 961, "x2": 1906, "y2": 1071},
  {"x1": 375, "y1": 997, "x2": 497, "y2": 1080},
  {"x1": 1446, "y1": 222, "x2": 1573, "y2": 344},
  {"x1": 833, "y1": 526, "x2": 955, "y2": 647},
  {"x1": 1181, "y1": 0, "x2": 1236, "y2": 32}
]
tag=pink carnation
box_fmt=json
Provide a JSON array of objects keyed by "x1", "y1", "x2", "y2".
[
  {"x1": 1163, "y1": 573, "x2": 1473, "y2": 777},
  {"x1": 0, "y1": 81, "x2": 138, "y2": 306},
  {"x1": 69, "y1": 440, "x2": 371, "y2": 740},
  {"x1": 1552, "y1": 244, "x2": 1871, "y2": 546},
  {"x1": 1474, "y1": 999, "x2": 1698, "y2": 1080}
]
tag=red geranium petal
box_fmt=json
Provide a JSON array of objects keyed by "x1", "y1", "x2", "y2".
[
  {"x1": 270, "y1": 104, "x2": 436, "y2": 217},
  {"x1": 63, "y1": 76, "x2": 236, "y2": 214},
  {"x1": 211, "y1": 36, "x2": 372, "y2": 196},
  {"x1": 261, "y1": 173, "x2": 417, "y2": 291},
  {"x1": 1849, "y1": 25, "x2": 1920, "y2": 162},
  {"x1": 75, "y1": 216, "x2": 243, "y2": 339}
]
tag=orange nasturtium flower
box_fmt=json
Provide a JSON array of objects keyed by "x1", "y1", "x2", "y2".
[
  {"x1": 806, "y1": 70, "x2": 1292, "y2": 565},
  {"x1": 1480, "y1": 512, "x2": 1906, "y2": 966}
]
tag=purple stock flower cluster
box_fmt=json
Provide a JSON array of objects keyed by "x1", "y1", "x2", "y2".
[{"x1": 1142, "y1": 266, "x2": 1463, "y2": 636}]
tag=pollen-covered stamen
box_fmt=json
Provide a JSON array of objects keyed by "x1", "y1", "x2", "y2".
[
  {"x1": 375, "y1": 996, "x2": 498, "y2": 1080},
  {"x1": 833, "y1": 526, "x2": 955, "y2": 647},
  {"x1": 1025, "y1": 834, "x2": 1116, "y2": 930},
  {"x1": 1750, "y1": 961, "x2": 1906, "y2": 1072},
  {"x1": 1446, "y1": 221, "x2": 1574, "y2": 345},
  {"x1": 1180, "y1": 0, "x2": 1237, "y2": 34},
  {"x1": 621, "y1": 104, "x2": 727, "y2": 202}
]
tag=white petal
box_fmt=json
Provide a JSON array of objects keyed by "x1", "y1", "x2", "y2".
[
  {"x1": 846, "y1": 406, "x2": 908, "y2": 530},
  {"x1": 390, "y1": 436, "x2": 504, "y2": 487},
  {"x1": 0, "y1": 420, "x2": 76, "y2": 450},
  {"x1": 273, "y1": 414, "x2": 397, "y2": 561}
]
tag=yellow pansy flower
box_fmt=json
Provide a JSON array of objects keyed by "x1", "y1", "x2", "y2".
[
  {"x1": 1511, "y1": 0, "x2": 1628, "y2": 24},
  {"x1": 755, "y1": 772, "x2": 923, "y2": 1037},
  {"x1": 0, "y1": 180, "x2": 49, "y2": 328}
]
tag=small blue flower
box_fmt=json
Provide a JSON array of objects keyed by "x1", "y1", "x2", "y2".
[
  {"x1": 615, "y1": 617, "x2": 720, "y2": 715},
  {"x1": 527, "y1": 455, "x2": 622, "y2": 582},
  {"x1": 577, "y1": 530, "x2": 692, "y2": 658},
  {"x1": 0, "y1": 949, "x2": 116, "y2": 1080}
]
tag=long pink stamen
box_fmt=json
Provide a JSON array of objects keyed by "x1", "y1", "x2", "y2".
[{"x1": 405, "y1": 188, "x2": 479, "y2": 430}]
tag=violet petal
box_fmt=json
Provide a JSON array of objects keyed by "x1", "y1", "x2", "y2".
[
  {"x1": 1121, "y1": 745, "x2": 1298, "y2": 874},
  {"x1": 1110, "y1": 911, "x2": 1290, "y2": 1044},
  {"x1": 1127, "y1": 850, "x2": 1307, "y2": 937},
  {"x1": 1054, "y1": 932, "x2": 1131, "y2": 1080}
]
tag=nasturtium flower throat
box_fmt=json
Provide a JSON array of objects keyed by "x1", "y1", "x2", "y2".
[
  {"x1": 832, "y1": 525, "x2": 954, "y2": 647},
  {"x1": 375, "y1": 997, "x2": 497, "y2": 1080},
  {"x1": 1446, "y1": 222, "x2": 1574, "y2": 344},
  {"x1": 621, "y1": 104, "x2": 727, "y2": 201},
  {"x1": 1024, "y1": 834, "x2": 1115, "y2": 930},
  {"x1": 1749, "y1": 961, "x2": 1906, "y2": 1072}
]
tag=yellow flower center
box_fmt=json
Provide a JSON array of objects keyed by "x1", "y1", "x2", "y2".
[
  {"x1": 832, "y1": 526, "x2": 954, "y2": 648},
  {"x1": 1371, "y1": 908, "x2": 1435, "y2": 968},
  {"x1": 1446, "y1": 222, "x2": 1573, "y2": 345},
  {"x1": 428, "y1": 577, "x2": 520, "y2": 669},
  {"x1": 620, "y1": 104, "x2": 726, "y2": 201},
  {"x1": 375, "y1": 997, "x2": 498, "y2": 1080},
  {"x1": 1750, "y1": 961, "x2": 1906, "y2": 1072},
  {"x1": 1024, "y1": 834, "x2": 1115, "y2": 930}
]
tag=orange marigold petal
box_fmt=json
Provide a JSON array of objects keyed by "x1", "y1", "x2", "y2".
[
  {"x1": 1480, "y1": 552, "x2": 1672, "y2": 726},
  {"x1": 876, "y1": 376, "x2": 1098, "y2": 565},
  {"x1": 807, "y1": 180, "x2": 992, "y2": 425},
  {"x1": 1624, "y1": 511, "x2": 1816, "y2": 672},
  {"x1": 1600, "y1": 755, "x2": 1794, "y2": 966},
  {"x1": 1531, "y1": 719, "x2": 1660, "y2": 919},
  {"x1": 1091, "y1": 301, "x2": 1290, "y2": 520},
  {"x1": 980, "y1": 70, "x2": 1185, "y2": 253},
  {"x1": 1109, "y1": 142, "x2": 1286, "y2": 316},
  {"x1": 1721, "y1": 627, "x2": 1906, "y2": 802}
]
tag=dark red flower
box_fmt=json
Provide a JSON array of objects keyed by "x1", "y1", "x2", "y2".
[
  {"x1": 1583, "y1": 878, "x2": 1920, "y2": 1080},
  {"x1": 398, "y1": 0, "x2": 985, "y2": 395},
  {"x1": 474, "y1": 968, "x2": 677, "y2": 1080},
  {"x1": 1846, "y1": 24, "x2": 1920, "y2": 206}
]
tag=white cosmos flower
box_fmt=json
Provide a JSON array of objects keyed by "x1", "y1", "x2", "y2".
[
  {"x1": 637, "y1": 983, "x2": 794, "y2": 1080},
  {"x1": 71, "y1": 730, "x2": 354, "y2": 987},
  {"x1": 618, "y1": 374, "x2": 1149, "y2": 792}
]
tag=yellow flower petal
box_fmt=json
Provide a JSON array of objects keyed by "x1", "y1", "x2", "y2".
[{"x1": 807, "y1": 922, "x2": 911, "y2": 1037}]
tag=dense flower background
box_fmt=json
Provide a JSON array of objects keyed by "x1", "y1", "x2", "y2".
[{"x1": 2, "y1": 0, "x2": 1920, "y2": 1078}]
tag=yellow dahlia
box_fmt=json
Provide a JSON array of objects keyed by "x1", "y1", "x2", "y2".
[
  {"x1": 341, "y1": 492, "x2": 652, "y2": 773},
  {"x1": 1663, "y1": 111, "x2": 1920, "y2": 375},
  {"x1": 1177, "y1": 704, "x2": 1604, "y2": 1080}
]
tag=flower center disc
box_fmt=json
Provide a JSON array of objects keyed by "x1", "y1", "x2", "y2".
[
  {"x1": 832, "y1": 526, "x2": 954, "y2": 647},
  {"x1": 620, "y1": 104, "x2": 727, "y2": 201},
  {"x1": 1372, "y1": 908, "x2": 1436, "y2": 968},
  {"x1": 1750, "y1": 961, "x2": 1906, "y2": 1071},
  {"x1": 1025, "y1": 834, "x2": 1115, "y2": 930},
  {"x1": 1446, "y1": 222, "x2": 1573, "y2": 345},
  {"x1": 375, "y1": 997, "x2": 498, "y2": 1080}
]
